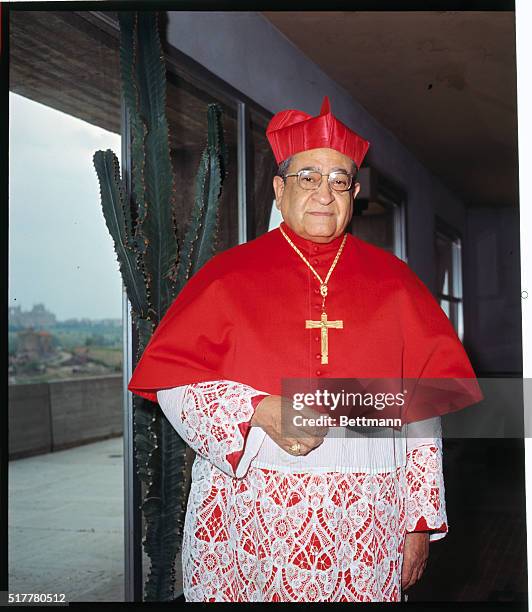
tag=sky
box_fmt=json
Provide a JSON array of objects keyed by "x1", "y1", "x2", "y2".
[{"x1": 9, "y1": 92, "x2": 123, "y2": 320}]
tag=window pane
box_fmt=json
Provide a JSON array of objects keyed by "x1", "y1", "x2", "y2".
[
  {"x1": 350, "y1": 200, "x2": 396, "y2": 252},
  {"x1": 166, "y1": 73, "x2": 239, "y2": 251},
  {"x1": 435, "y1": 232, "x2": 455, "y2": 297},
  {"x1": 249, "y1": 110, "x2": 277, "y2": 238},
  {"x1": 435, "y1": 227, "x2": 463, "y2": 338},
  {"x1": 439, "y1": 298, "x2": 451, "y2": 318},
  {"x1": 452, "y1": 241, "x2": 463, "y2": 299},
  {"x1": 9, "y1": 11, "x2": 124, "y2": 602}
]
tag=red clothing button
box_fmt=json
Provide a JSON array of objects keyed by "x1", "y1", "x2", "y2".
[
  {"x1": 313, "y1": 259, "x2": 319, "y2": 265},
  {"x1": 313, "y1": 246, "x2": 319, "y2": 252},
  {"x1": 314, "y1": 288, "x2": 320, "y2": 294},
  {"x1": 314, "y1": 336, "x2": 320, "y2": 342},
  {"x1": 315, "y1": 353, "x2": 321, "y2": 359},
  {"x1": 316, "y1": 370, "x2": 322, "y2": 376},
  {"x1": 314, "y1": 304, "x2": 321, "y2": 310}
]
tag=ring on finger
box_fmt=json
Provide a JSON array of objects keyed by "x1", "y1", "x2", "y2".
[{"x1": 289, "y1": 441, "x2": 301, "y2": 455}]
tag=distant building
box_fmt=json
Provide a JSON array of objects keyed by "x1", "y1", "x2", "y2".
[
  {"x1": 9, "y1": 305, "x2": 121, "y2": 330},
  {"x1": 16, "y1": 328, "x2": 55, "y2": 358},
  {"x1": 9, "y1": 303, "x2": 56, "y2": 329}
]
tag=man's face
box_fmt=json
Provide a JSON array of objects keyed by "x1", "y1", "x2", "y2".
[{"x1": 272, "y1": 147, "x2": 361, "y2": 243}]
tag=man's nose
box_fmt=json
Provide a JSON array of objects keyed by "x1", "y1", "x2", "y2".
[{"x1": 314, "y1": 176, "x2": 335, "y2": 204}]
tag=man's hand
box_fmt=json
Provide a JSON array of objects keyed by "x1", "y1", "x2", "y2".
[
  {"x1": 250, "y1": 395, "x2": 328, "y2": 455},
  {"x1": 401, "y1": 532, "x2": 429, "y2": 591}
]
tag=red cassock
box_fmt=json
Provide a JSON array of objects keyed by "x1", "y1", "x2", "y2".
[
  {"x1": 127, "y1": 221, "x2": 483, "y2": 602},
  {"x1": 128, "y1": 221, "x2": 483, "y2": 419}
]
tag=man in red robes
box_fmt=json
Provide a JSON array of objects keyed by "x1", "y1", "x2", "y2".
[{"x1": 128, "y1": 97, "x2": 482, "y2": 602}]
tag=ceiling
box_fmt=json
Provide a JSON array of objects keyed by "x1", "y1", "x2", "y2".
[
  {"x1": 262, "y1": 11, "x2": 518, "y2": 208},
  {"x1": 9, "y1": 11, "x2": 241, "y2": 152},
  {"x1": 9, "y1": 11, "x2": 122, "y2": 135}
]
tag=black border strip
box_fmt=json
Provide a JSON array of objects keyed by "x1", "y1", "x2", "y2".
[
  {"x1": 0, "y1": 0, "x2": 9, "y2": 594},
  {"x1": 7, "y1": 1, "x2": 516, "y2": 13}
]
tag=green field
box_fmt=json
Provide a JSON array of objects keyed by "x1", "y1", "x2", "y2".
[{"x1": 86, "y1": 347, "x2": 123, "y2": 368}]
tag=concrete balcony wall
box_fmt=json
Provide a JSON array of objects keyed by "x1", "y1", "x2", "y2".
[
  {"x1": 9, "y1": 375, "x2": 123, "y2": 460},
  {"x1": 8, "y1": 382, "x2": 51, "y2": 458}
]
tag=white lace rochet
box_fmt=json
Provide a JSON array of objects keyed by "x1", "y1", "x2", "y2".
[{"x1": 155, "y1": 379, "x2": 448, "y2": 602}]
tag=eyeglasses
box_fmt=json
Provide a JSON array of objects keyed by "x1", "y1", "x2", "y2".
[{"x1": 283, "y1": 169, "x2": 355, "y2": 192}]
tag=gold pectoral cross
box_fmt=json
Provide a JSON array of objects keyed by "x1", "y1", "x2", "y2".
[{"x1": 305, "y1": 311, "x2": 343, "y2": 365}]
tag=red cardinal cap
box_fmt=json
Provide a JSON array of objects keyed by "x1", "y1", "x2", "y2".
[{"x1": 266, "y1": 96, "x2": 370, "y2": 169}]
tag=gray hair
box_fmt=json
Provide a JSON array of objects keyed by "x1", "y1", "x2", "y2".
[{"x1": 277, "y1": 156, "x2": 293, "y2": 177}]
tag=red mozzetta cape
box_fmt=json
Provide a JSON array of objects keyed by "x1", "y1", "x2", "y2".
[{"x1": 128, "y1": 222, "x2": 483, "y2": 420}]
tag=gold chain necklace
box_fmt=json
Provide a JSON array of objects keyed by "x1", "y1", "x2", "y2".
[{"x1": 279, "y1": 225, "x2": 347, "y2": 364}]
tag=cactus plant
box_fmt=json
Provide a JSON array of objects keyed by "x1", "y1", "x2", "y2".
[{"x1": 93, "y1": 11, "x2": 227, "y2": 601}]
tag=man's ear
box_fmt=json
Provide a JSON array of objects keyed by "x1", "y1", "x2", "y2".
[
  {"x1": 273, "y1": 176, "x2": 285, "y2": 210},
  {"x1": 352, "y1": 182, "x2": 361, "y2": 199}
]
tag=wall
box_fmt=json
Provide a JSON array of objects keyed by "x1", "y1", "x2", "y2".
[
  {"x1": 164, "y1": 11, "x2": 520, "y2": 373},
  {"x1": 464, "y1": 207, "x2": 522, "y2": 374},
  {"x1": 9, "y1": 375, "x2": 123, "y2": 459}
]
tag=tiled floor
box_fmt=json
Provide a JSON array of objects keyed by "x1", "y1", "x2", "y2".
[{"x1": 9, "y1": 437, "x2": 127, "y2": 602}]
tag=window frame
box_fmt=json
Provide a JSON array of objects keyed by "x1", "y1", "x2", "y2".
[
  {"x1": 435, "y1": 216, "x2": 464, "y2": 341},
  {"x1": 375, "y1": 172, "x2": 408, "y2": 262},
  {"x1": 351, "y1": 166, "x2": 408, "y2": 262}
]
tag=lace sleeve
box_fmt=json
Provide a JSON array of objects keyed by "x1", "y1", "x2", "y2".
[
  {"x1": 156, "y1": 380, "x2": 269, "y2": 478},
  {"x1": 405, "y1": 418, "x2": 448, "y2": 542}
]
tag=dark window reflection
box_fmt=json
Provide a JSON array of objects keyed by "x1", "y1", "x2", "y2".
[
  {"x1": 248, "y1": 109, "x2": 277, "y2": 239},
  {"x1": 166, "y1": 73, "x2": 238, "y2": 251},
  {"x1": 351, "y1": 200, "x2": 396, "y2": 252}
]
